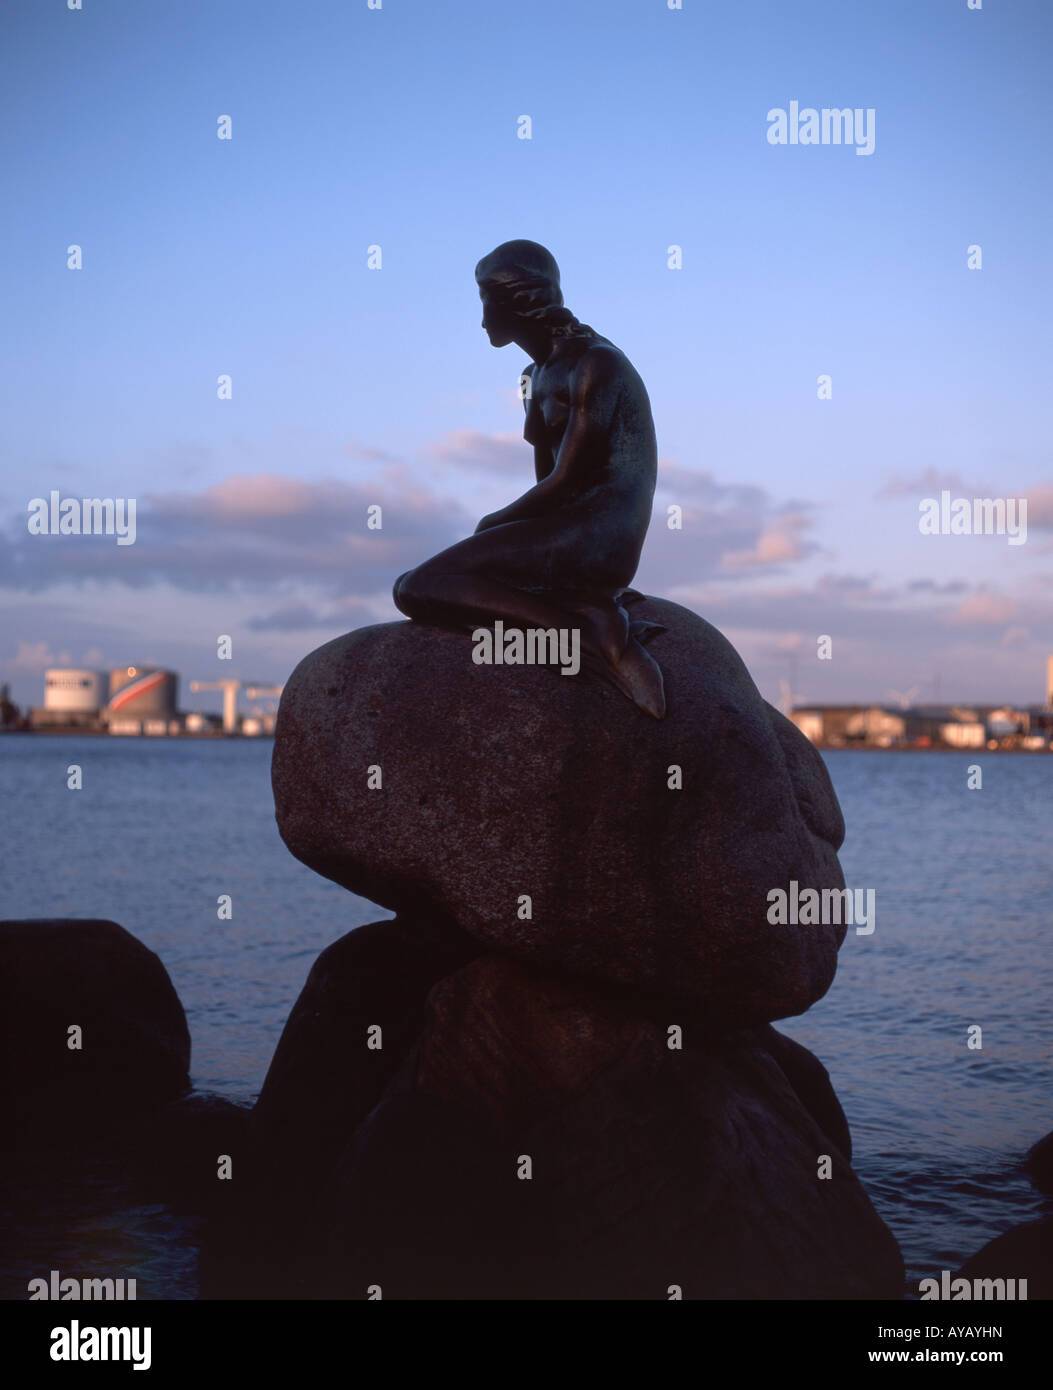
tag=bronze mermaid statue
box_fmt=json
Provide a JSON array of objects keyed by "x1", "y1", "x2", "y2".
[{"x1": 393, "y1": 240, "x2": 666, "y2": 719}]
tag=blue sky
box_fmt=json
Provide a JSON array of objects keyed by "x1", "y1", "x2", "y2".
[{"x1": 1, "y1": 0, "x2": 1051, "y2": 713}]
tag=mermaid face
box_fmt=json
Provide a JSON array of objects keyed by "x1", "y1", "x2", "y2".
[{"x1": 479, "y1": 288, "x2": 516, "y2": 347}]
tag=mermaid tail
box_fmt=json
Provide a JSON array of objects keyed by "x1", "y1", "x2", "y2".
[
  {"x1": 564, "y1": 597, "x2": 666, "y2": 719},
  {"x1": 610, "y1": 633, "x2": 666, "y2": 719}
]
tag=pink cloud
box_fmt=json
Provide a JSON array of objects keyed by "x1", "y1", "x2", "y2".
[
  {"x1": 721, "y1": 512, "x2": 814, "y2": 570},
  {"x1": 952, "y1": 592, "x2": 1019, "y2": 625},
  {"x1": 1024, "y1": 483, "x2": 1053, "y2": 529}
]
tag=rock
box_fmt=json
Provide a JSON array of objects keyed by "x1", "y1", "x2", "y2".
[
  {"x1": 412, "y1": 952, "x2": 653, "y2": 1132},
  {"x1": 132, "y1": 1092, "x2": 252, "y2": 1211},
  {"x1": 758, "y1": 1024, "x2": 852, "y2": 1161},
  {"x1": 272, "y1": 597, "x2": 847, "y2": 1025},
  {"x1": 200, "y1": 914, "x2": 480, "y2": 1298},
  {"x1": 320, "y1": 1090, "x2": 516, "y2": 1300},
  {"x1": 251, "y1": 914, "x2": 480, "y2": 1187},
  {"x1": 225, "y1": 943, "x2": 901, "y2": 1299},
  {"x1": 0, "y1": 919, "x2": 190, "y2": 1144},
  {"x1": 956, "y1": 1217, "x2": 1053, "y2": 1300},
  {"x1": 1023, "y1": 1129, "x2": 1053, "y2": 1194},
  {"x1": 315, "y1": 954, "x2": 902, "y2": 1299}
]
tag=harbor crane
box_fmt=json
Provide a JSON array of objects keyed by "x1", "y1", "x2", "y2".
[
  {"x1": 188, "y1": 680, "x2": 285, "y2": 734},
  {"x1": 189, "y1": 679, "x2": 242, "y2": 734}
]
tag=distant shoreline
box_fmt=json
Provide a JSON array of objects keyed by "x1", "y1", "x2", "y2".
[
  {"x1": 1, "y1": 728, "x2": 1048, "y2": 752},
  {"x1": 813, "y1": 743, "x2": 1050, "y2": 754},
  {"x1": 0, "y1": 728, "x2": 271, "y2": 740}
]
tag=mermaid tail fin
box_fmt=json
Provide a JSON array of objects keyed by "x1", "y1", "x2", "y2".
[
  {"x1": 616, "y1": 636, "x2": 666, "y2": 719},
  {"x1": 580, "y1": 634, "x2": 666, "y2": 720}
]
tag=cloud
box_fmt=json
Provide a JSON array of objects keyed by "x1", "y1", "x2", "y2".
[
  {"x1": 876, "y1": 467, "x2": 983, "y2": 500},
  {"x1": 344, "y1": 442, "x2": 404, "y2": 465},
  {"x1": 640, "y1": 463, "x2": 821, "y2": 587},
  {"x1": 814, "y1": 572, "x2": 887, "y2": 599},
  {"x1": 2, "y1": 452, "x2": 828, "y2": 624},
  {"x1": 721, "y1": 511, "x2": 816, "y2": 570},
  {"x1": 907, "y1": 578, "x2": 969, "y2": 594},
  {"x1": 652, "y1": 573, "x2": 1051, "y2": 707},
  {"x1": 9, "y1": 640, "x2": 56, "y2": 671},
  {"x1": 1024, "y1": 483, "x2": 1053, "y2": 529},
  {"x1": 952, "y1": 592, "x2": 1019, "y2": 626},
  {"x1": 246, "y1": 594, "x2": 385, "y2": 632},
  {"x1": 655, "y1": 460, "x2": 767, "y2": 512},
  {"x1": 245, "y1": 602, "x2": 331, "y2": 633},
  {"x1": 430, "y1": 430, "x2": 528, "y2": 476},
  {"x1": 878, "y1": 471, "x2": 1053, "y2": 535},
  {"x1": 0, "y1": 473, "x2": 470, "y2": 595}
]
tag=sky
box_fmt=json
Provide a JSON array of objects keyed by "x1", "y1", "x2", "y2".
[{"x1": 1, "y1": 0, "x2": 1051, "y2": 715}]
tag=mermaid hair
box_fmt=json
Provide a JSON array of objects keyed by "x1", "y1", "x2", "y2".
[{"x1": 475, "y1": 240, "x2": 596, "y2": 341}]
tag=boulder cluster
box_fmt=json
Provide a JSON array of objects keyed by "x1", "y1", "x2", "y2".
[{"x1": 226, "y1": 597, "x2": 903, "y2": 1297}]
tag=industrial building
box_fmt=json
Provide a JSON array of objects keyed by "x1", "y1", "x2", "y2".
[
  {"x1": 786, "y1": 657, "x2": 1053, "y2": 750},
  {"x1": 29, "y1": 666, "x2": 180, "y2": 734},
  {"x1": 790, "y1": 702, "x2": 1050, "y2": 750}
]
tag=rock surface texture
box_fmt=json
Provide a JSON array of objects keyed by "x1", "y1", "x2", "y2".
[{"x1": 272, "y1": 598, "x2": 847, "y2": 1027}]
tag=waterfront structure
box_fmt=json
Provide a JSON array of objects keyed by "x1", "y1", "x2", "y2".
[
  {"x1": 44, "y1": 668, "x2": 107, "y2": 713},
  {"x1": 790, "y1": 701, "x2": 1050, "y2": 750},
  {"x1": 938, "y1": 720, "x2": 985, "y2": 749},
  {"x1": 107, "y1": 666, "x2": 177, "y2": 716},
  {"x1": 29, "y1": 668, "x2": 108, "y2": 729},
  {"x1": 786, "y1": 705, "x2": 865, "y2": 746},
  {"x1": 104, "y1": 668, "x2": 179, "y2": 735},
  {"x1": 188, "y1": 679, "x2": 284, "y2": 734}
]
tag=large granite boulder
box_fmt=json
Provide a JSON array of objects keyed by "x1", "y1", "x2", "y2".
[
  {"x1": 0, "y1": 919, "x2": 190, "y2": 1144},
  {"x1": 272, "y1": 597, "x2": 847, "y2": 1026}
]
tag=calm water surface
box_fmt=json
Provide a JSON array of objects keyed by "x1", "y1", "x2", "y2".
[{"x1": 1, "y1": 737, "x2": 1050, "y2": 1296}]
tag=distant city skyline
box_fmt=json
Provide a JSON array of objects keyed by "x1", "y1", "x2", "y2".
[{"x1": 2, "y1": 0, "x2": 1050, "y2": 713}]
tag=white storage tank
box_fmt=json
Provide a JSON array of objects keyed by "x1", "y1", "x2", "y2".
[{"x1": 43, "y1": 669, "x2": 107, "y2": 713}]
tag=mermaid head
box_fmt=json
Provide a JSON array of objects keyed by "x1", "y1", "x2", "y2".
[{"x1": 475, "y1": 241, "x2": 594, "y2": 342}]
